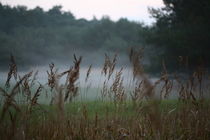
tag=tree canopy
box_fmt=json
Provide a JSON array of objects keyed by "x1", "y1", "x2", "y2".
[
  {"x1": 0, "y1": 3, "x2": 146, "y2": 69},
  {"x1": 147, "y1": 0, "x2": 210, "y2": 71},
  {"x1": 1, "y1": 1, "x2": 209, "y2": 72}
]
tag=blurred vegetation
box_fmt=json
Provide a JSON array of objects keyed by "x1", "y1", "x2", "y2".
[
  {"x1": 146, "y1": 0, "x2": 210, "y2": 72},
  {"x1": 0, "y1": 0, "x2": 209, "y2": 73},
  {"x1": 0, "y1": 3, "x2": 147, "y2": 69}
]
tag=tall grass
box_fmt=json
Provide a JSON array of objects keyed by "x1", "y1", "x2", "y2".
[{"x1": 0, "y1": 52, "x2": 210, "y2": 140}]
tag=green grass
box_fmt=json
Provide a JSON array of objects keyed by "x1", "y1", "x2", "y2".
[
  {"x1": 0, "y1": 99, "x2": 181, "y2": 121},
  {"x1": 33, "y1": 99, "x2": 182, "y2": 119}
]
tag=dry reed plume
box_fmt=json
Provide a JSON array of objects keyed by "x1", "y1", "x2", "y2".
[{"x1": 0, "y1": 52, "x2": 210, "y2": 140}]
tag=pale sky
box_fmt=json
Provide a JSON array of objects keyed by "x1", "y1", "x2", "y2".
[{"x1": 0, "y1": 0, "x2": 163, "y2": 24}]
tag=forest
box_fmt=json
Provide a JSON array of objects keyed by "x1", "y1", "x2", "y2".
[
  {"x1": 0, "y1": 4, "x2": 146, "y2": 69},
  {"x1": 0, "y1": 0, "x2": 209, "y2": 72}
]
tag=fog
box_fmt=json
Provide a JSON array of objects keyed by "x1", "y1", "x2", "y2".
[
  {"x1": 0, "y1": 65, "x2": 161, "y2": 102},
  {"x1": 0, "y1": 2, "x2": 209, "y2": 102}
]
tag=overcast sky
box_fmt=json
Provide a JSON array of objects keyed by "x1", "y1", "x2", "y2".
[{"x1": 0, "y1": 0, "x2": 163, "y2": 24}]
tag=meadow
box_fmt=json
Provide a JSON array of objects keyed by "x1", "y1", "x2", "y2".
[{"x1": 0, "y1": 52, "x2": 210, "y2": 140}]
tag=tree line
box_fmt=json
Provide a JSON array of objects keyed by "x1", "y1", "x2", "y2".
[
  {"x1": 146, "y1": 0, "x2": 210, "y2": 72},
  {"x1": 0, "y1": 3, "x2": 146, "y2": 69},
  {"x1": 0, "y1": 0, "x2": 209, "y2": 72}
]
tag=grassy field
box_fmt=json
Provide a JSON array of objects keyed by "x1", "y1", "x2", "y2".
[
  {"x1": 1, "y1": 99, "x2": 209, "y2": 140},
  {"x1": 0, "y1": 54, "x2": 210, "y2": 139}
]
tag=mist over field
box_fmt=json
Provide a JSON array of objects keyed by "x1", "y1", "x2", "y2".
[
  {"x1": 0, "y1": 4, "x2": 147, "y2": 70},
  {"x1": 0, "y1": 1, "x2": 210, "y2": 139},
  {"x1": 0, "y1": 0, "x2": 209, "y2": 98},
  {"x1": 0, "y1": 1, "x2": 209, "y2": 72}
]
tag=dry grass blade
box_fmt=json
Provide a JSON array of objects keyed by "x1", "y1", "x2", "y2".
[
  {"x1": 0, "y1": 71, "x2": 33, "y2": 122},
  {"x1": 21, "y1": 73, "x2": 32, "y2": 102},
  {"x1": 109, "y1": 54, "x2": 117, "y2": 79},
  {"x1": 85, "y1": 64, "x2": 92, "y2": 82},
  {"x1": 129, "y1": 48, "x2": 144, "y2": 79},
  {"x1": 129, "y1": 48, "x2": 163, "y2": 137},
  {"x1": 11, "y1": 71, "x2": 33, "y2": 97},
  {"x1": 111, "y1": 68, "x2": 126, "y2": 104},
  {"x1": 159, "y1": 61, "x2": 173, "y2": 99},
  {"x1": 102, "y1": 54, "x2": 117, "y2": 80},
  {"x1": 47, "y1": 63, "x2": 56, "y2": 90},
  {"x1": 101, "y1": 53, "x2": 110, "y2": 75},
  {"x1": 5, "y1": 55, "x2": 17, "y2": 88},
  {"x1": 64, "y1": 54, "x2": 82, "y2": 102},
  {"x1": 101, "y1": 80, "x2": 108, "y2": 99},
  {"x1": 130, "y1": 80, "x2": 145, "y2": 107},
  {"x1": 30, "y1": 85, "x2": 42, "y2": 107},
  {"x1": 58, "y1": 69, "x2": 71, "y2": 78}
]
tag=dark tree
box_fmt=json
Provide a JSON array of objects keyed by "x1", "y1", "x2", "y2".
[{"x1": 147, "y1": 0, "x2": 210, "y2": 71}]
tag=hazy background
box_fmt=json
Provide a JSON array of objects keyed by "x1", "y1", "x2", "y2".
[
  {"x1": 0, "y1": 0, "x2": 209, "y2": 100},
  {"x1": 0, "y1": 0, "x2": 209, "y2": 73},
  {"x1": 0, "y1": 0, "x2": 160, "y2": 71}
]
